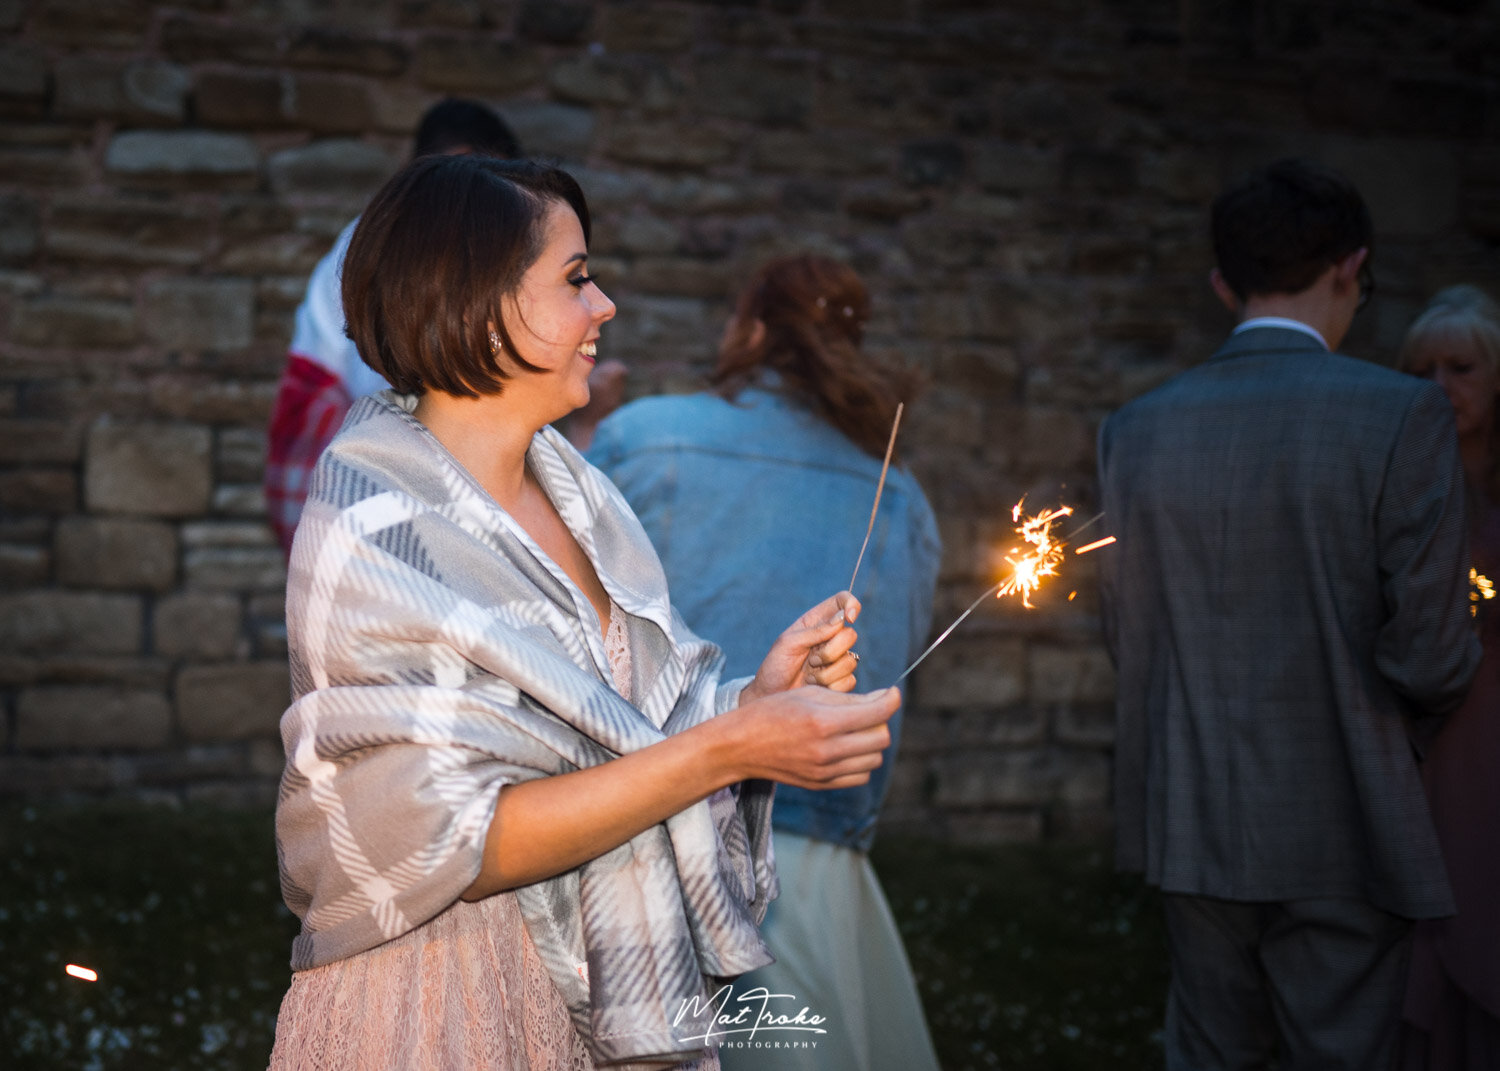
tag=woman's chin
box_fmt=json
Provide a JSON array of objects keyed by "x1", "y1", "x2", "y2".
[{"x1": 550, "y1": 389, "x2": 590, "y2": 426}]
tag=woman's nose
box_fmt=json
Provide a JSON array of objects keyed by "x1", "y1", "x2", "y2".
[{"x1": 591, "y1": 286, "x2": 616, "y2": 323}]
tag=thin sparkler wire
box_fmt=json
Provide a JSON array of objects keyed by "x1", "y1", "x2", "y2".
[
  {"x1": 848, "y1": 402, "x2": 904, "y2": 593},
  {"x1": 891, "y1": 579, "x2": 1005, "y2": 686},
  {"x1": 1061, "y1": 511, "x2": 1105, "y2": 544}
]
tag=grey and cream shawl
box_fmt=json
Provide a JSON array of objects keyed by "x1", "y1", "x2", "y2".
[{"x1": 276, "y1": 391, "x2": 778, "y2": 1066}]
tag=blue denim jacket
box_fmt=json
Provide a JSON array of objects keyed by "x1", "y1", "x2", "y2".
[{"x1": 588, "y1": 386, "x2": 941, "y2": 851}]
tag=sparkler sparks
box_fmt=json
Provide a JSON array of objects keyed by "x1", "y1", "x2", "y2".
[
  {"x1": 1471, "y1": 567, "x2": 1495, "y2": 617},
  {"x1": 1075, "y1": 536, "x2": 1117, "y2": 555},
  {"x1": 995, "y1": 501, "x2": 1072, "y2": 609},
  {"x1": 894, "y1": 500, "x2": 1108, "y2": 684},
  {"x1": 65, "y1": 964, "x2": 98, "y2": 982}
]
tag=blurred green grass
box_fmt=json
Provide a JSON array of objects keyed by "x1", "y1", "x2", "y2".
[
  {"x1": 0, "y1": 803, "x2": 1166, "y2": 1069},
  {"x1": 872, "y1": 836, "x2": 1167, "y2": 1070},
  {"x1": 1, "y1": 803, "x2": 297, "y2": 1070}
]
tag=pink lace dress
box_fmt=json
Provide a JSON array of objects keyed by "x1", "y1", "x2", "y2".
[{"x1": 269, "y1": 606, "x2": 720, "y2": 1071}]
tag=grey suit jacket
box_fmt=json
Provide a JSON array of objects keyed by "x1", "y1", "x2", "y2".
[{"x1": 1098, "y1": 326, "x2": 1481, "y2": 920}]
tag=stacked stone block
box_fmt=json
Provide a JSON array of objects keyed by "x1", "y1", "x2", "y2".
[{"x1": 1, "y1": 0, "x2": 1499, "y2": 837}]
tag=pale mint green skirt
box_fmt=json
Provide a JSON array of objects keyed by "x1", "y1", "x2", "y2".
[{"x1": 717, "y1": 833, "x2": 942, "y2": 1071}]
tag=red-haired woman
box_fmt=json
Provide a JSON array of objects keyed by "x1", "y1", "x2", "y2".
[{"x1": 590, "y1": 255, "x2": 942, "y2": 1071}]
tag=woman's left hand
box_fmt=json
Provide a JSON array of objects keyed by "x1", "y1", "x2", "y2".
[{"x1": 741, "y1": 592, "x2": 862, "y2": 703}]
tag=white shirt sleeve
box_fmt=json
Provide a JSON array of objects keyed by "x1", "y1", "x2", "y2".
[{"x1": 289, "y1": 217, "x2": 391, "y2": 400}]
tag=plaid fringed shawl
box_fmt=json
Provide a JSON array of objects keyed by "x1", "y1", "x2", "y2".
[{"x1": 276, "y1": 392, "x2": 778, "y2": 1066}]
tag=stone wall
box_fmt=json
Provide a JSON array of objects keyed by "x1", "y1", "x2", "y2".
[{"x1": 3, "y1": 0, "x2": 1499, "y2": 836}]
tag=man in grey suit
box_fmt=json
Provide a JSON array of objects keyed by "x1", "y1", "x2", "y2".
[{"x1": 1098, "y1": 158, "x2": 1481, "y2": 1070}]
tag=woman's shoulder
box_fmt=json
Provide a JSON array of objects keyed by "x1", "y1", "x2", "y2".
[
  {"x1": 328, "y1": 390, "x2": 418, "y2": 448},
  {"x1": 307, "y1": 392, "x2": 456, "y2": 517}
]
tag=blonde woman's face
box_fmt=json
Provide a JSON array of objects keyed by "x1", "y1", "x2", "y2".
[{"x1": 1407, "y1": 336, "x2": 1500, "y2": 440}]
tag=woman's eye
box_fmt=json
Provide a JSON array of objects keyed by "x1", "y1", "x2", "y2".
[{"x1": 569, "y1": 273, "x2": 598, "y2": 289}]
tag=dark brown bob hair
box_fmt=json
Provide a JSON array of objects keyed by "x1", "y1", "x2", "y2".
[
  {"x1": 342, "y1": 155, "x2": 591, "y2": 397},
  {"x1": 712, "y1": 254, "x2": 920, "y2": 459}
]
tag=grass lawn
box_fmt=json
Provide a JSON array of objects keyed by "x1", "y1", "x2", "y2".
[
  {"x1": 0, "y1": 802, "x2": 1167, "y2": 1069},
  {"x1": 1, "y1": 803, "x2": 297, "y2": 1070},
  {"x1": 872, "y1": 837, "x2": 1167, "y2": 1070}
]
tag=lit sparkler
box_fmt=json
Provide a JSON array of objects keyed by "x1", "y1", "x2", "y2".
[
  {"x1": 1471, "y1": 567, "x2": 1495, "y2": 617},
  {"x1": 894, "y1": 500, "x2": 1105, "y2": 684},
  {"x1": 995, "y1": 500, "x2": 1072, "y2": 609},
  {"x1": 65, "y1": 964, "x2": 98, "y2": 982}
]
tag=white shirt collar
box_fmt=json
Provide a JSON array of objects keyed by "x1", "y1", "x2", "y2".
[{"x1": 1232, "y1": 316, "x2": 1329, "y2": 351}]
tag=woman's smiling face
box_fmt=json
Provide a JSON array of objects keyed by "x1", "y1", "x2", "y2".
[{"x1": 502, "y1": 199, "x2": 616, "y2": 414}]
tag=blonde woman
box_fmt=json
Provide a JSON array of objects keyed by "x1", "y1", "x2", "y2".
[{"x1": 1398, "y1": 285, "x2": 1500, "y2": 1070}]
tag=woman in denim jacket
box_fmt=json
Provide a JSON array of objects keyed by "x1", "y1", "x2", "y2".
[{"x1": 589, "y1": 255, "x2": 942, "y2": 1071}]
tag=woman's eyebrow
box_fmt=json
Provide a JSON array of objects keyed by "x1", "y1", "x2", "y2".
[{"x1": 562, "y1": 252, "x2": 587, "y2": 268}]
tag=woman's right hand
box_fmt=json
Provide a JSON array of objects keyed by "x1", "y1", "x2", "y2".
[{"x1": 720, "y1": 685, "x2": 900, "y2": 790}]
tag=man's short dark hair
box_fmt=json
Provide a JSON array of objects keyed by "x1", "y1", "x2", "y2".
[
  {"x1": 341, "y1": 155, "x2": 590, "y2": 397},
  {"x1": 412, "y1": 98, "x2": 521, "y2": 159},
  {"x1": 1211, "y1": 158, "x2": 1372, "y2": 301}
]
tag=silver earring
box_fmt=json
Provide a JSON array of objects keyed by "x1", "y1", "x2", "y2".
[{"x1": 488, "y1": 329, "x2": 502, "y2": 355}]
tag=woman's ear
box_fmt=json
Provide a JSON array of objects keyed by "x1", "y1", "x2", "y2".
[{"x1": 718, "y1": 315, "x2": 767, "y2": 355}]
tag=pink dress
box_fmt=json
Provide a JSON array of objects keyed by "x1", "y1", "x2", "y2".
[{"x1": 269, "y1": 608, "x2": 721, "y2": 1071}]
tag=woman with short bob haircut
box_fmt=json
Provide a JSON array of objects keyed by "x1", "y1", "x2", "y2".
[{"x1": 268, "y1": 155, "x2": 900, "y2": 1070}]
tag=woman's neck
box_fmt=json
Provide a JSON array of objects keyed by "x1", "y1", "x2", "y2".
[{"x1": 412, "y1": 391, "x2": 541, "y2": 508}]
